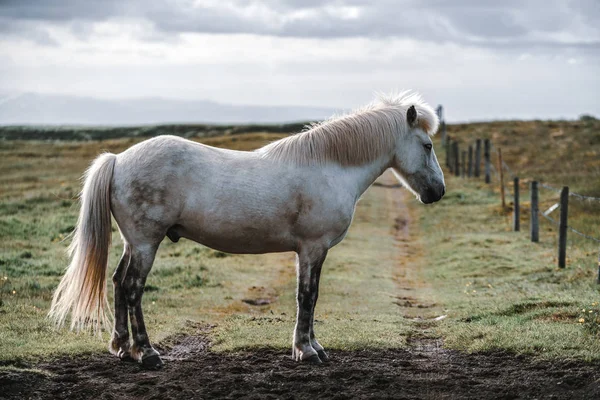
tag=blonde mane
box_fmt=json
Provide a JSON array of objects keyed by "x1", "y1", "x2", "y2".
[{"x1": 258, "y1": 91, "x2": 439, "y2": 166}]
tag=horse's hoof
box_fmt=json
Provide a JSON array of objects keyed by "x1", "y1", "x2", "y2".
[
  {"x1": 119, "y1": 353, "x2": 136, "y2": 363},
  {"x1": 304, "y1": 354, "x2": 322, "y2": 364},
  {"x1": 317, "y1": 350, "x2": 330, "y2": 363},
  {"x1": 141, "y1": 354, "x2": 164, "y2": 370}
]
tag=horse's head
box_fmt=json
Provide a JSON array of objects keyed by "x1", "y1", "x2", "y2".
[{"x1": 392, "y1": 105, "x2": 445, "y2": 204}]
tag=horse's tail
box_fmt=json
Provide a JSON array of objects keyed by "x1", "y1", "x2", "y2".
[{"x1": 49, "y1": 153, "x2": 117, "y2": 334}]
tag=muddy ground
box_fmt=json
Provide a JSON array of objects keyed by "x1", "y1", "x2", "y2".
[{"x1": 2, "y1": 331, "x2": 599, "y2": 400}]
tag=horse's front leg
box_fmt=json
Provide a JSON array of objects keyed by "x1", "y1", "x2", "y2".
[
  {"x1": 309, "y1": 249, "x2": 328, "y2": 362},
  {"x1": 292, "y1": 246, "x2": 328, "y2": 363}
]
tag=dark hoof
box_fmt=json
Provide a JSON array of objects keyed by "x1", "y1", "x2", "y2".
[
  {"x1": 119, "y1": 353, "x2": 136, "y2": 363},
  {"x1": 317, "y1": 350, "x2": 330, "y2": 363},
  {"x1": 304, "y1": 354, "x2": 322, "y2": 364},
  {"x1": 141, "y1": 354, "x2": 164, "y2": 370}
]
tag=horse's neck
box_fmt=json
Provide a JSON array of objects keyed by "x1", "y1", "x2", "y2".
[{"x1": 339, "y1": 155, "x2": 393, "y2": 201}]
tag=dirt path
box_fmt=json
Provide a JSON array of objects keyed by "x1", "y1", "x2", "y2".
[
  {"x1": 2, "y1": 173, "x2": 600, "y2": 399},
  {"x1": 385, "y1": 173, "x2": 443, "y2": 318}
]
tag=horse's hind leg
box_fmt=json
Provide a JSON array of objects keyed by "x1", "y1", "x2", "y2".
[
  {"x1": 109, "y1": 244, "x2": 133, "y2": 361},
  {"x1": 122, "y1": 244, "x2": 162, "y2": 369},
  {"x1": 292, "y1": 245, "x2": 328, "y2": 363}
]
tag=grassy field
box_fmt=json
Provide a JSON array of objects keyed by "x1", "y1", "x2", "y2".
[
  {"x1": 444, "y1": 119, "x2": 600, "y2": 243},
  {"x1": 0, "y1": 133, "x2": 413, "y2": 363},
  {"x1": 1, "y1": 119, "x2": 599, "y2": 365},
  {"x1": 423, "y1": 118, "x2": 600, "y2": 360},
  {"x1": 419, "y1": 176, "x2": 600, "y2": 360}
]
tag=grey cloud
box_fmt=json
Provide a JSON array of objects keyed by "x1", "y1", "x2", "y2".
[
  {"x1": 441, "y1": 8, "x2": 528, "y2": 38},
  {"x1": 1, "y1": 0, "x2": 598, "y2": 51},
  {"x1": 570, "y1": 0, "x2": 600, "y2": 25},
  {"x1": 0, "y1": 18, "x2": 60, "y2": 46},
  {"x1": 0, "y1": 0, "x2": 124, "y2": 21}
]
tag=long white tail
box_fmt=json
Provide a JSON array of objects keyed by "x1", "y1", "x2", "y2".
[{"x1": 49, "y1": 153, "x2": 117, "y2": 333}]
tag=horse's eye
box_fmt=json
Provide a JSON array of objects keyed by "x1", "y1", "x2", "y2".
[{"x1": 424, "y1": 143, "x2": 433, "y2": 151}]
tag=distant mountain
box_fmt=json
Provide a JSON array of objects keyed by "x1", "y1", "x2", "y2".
[{"x1": 0, "y1": 93, "x2": 338, "y2": 125}]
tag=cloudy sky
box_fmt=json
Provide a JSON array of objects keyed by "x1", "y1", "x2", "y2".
[{"x1": 1, "y1": 0, "x2": 599, "y2": 121}]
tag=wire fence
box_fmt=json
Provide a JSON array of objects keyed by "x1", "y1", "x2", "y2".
[
  {"x1": 489, "y1": 144, "x2": 600, "y2": 244},
  {"x1": 502, "y1": 160, "x2": 516, "y2": 180},
  {"x1": 540, "y1": 209, "x2": 600, "y2": 243},
  {"x1": 443, "y1": 127, "x2": 600, "y2": 276},
  {"x1": 539, "y1": 182, "x2": 600, "y2": 203},
  {"x1": 511, "y1": 163, "x2": 600, "y2": 244},
  {"x1": 490, "y1": 142, "x2": 600, "y2": 204}
]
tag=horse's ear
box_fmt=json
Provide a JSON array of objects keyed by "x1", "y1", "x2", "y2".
[{"x1": 407, "y1": 105, "x2": 418, "y2": 128}]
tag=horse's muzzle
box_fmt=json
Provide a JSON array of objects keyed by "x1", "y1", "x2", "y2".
[{"x1": 420, "y1": 186, "x2": 445, "y2": 204}]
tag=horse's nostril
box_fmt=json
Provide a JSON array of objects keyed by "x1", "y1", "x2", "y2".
[{"x1": 441, "y1": 187, "x2": 446, "y2": 196}]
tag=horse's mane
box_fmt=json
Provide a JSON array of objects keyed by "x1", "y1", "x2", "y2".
[{"x1": 258, "y1": 91, "x2": 439, "y2": 166}]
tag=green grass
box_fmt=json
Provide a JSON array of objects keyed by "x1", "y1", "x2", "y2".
[
  {"x1": 0, "y1": 179, "x2": 411, "y2": 362},
  {"x1": 444, "y1": 118, "x2": 600, "y2": 246},
  {"x1": 414, "y1": 172, "x2": 600, "y2": 361},
  {"x1": 1, "y1": 119, "x2": 599, "y2": 365},
  {"x1": 0, "y1": 134, "x2": 412, "y2": 363}
]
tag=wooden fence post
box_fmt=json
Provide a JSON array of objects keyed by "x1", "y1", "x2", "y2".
[
  {"x1": 461, "y1": 151, "x2": 466, "y2": 178},
  {"x1": 441, "y1": 120, "x2": 447, "y2": 145},
  {"x1": 558, "y1": 186, "x2": 569, "y2": 268},
  {"x1": 467, "y1": 145, "x2": 473, "y2": 177},
  {"x1": 513, "y1": 177, "x2": 520, "y2": 231},
  {"x1": 484, "y1": 139, "x2": 491, "y2": 183},
  {"x1": 449, "y1": 140, "x2": 454, "y2": 173},
  {"x1": 498, "y1": 148, "x2": 505, "y2": 207},
  {"x1": 445, "y1": 137, "x2": 451, "y2": 169},
  {"x1": 453, "y1": 142, "x2": 460, "y2": 177},
  {"x1": 474, "y1": 139, "x2": 481, "y2": 177},
  {"x1": 531, "y1": 181, "x2": 539, "y2": 242},
  {"x1": 597, "y1": 250, "x2": 600, "y2": 285}
]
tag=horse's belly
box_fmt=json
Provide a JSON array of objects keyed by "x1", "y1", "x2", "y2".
[
  {"x1": 175, "y1": 220, "x2": 296, "y2": 254},
  {"x1": 172, "y1": 175, "x2": 354, "y2": 254}
]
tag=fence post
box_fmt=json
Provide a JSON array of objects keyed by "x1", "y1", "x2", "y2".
[
  {"x1": 474, "y1": 139, "x2": 481, "y2": 177},
  {"x1": 531, "y1": 181, "x2": 539, "y2": 243},
  {"x1": 498, "y1": 148, "x2": 505, "y2": 207},
  {"x1": 484, "y1": 139, "x2": 491, "y2": 184},
  {"x1": 452, "y1": 139, "x2": 456, "y2": 173},
  {"x1": 513, "y1": 177, "x2": 520, "y2": 231},
  {"x1": 461, "y1": 151, "x2": 466, "y2": 178},
  {"x1": 558, "y1": 186, "x2": 569, "y2": 268},
  {"x1": 441, "y1": 120, "x2": 447, "y2": 145},
  {"x1": 453, "y1": 142, "x2": 460, "y2": 177},
  {"x1": 468, "y1": 145, "x2": 473, "y2": 177},
  {"x1": 445, "y1": 137, "x2": 451, "y2": 169},
  {"x1": 597, "y1": 250, "x2": 600, "y2": 285}
]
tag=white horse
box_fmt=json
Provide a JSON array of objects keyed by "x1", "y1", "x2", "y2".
[{"x1": 49, "y1": 91, "x2": 445, "y2": 369}]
